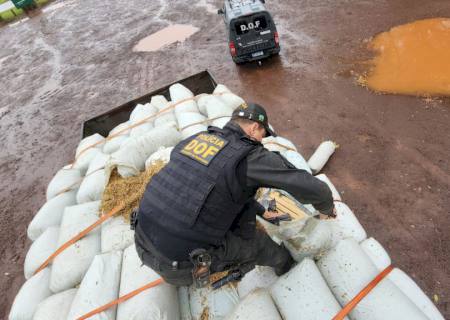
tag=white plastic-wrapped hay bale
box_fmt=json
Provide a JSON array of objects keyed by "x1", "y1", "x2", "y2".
[
  {"x1": 33, "y1": 288, "x2": 77, "y2": 320},
  {"x1": 170, "y1": 83, "x2": 195, "y2": 102},
  {"x1": 173, "y1": 98, "x2": 199, "y2": 115},
  {"x1": 117, "y1": 244, "x2": 180, "y2": 320},
  {"x1": 170, "y1": 83, "x2": 199, "y2": 115},
  {"x1": 273, "y1": 202, "x2": 365, "y2": 262},
  {"x1": 226, "y1": 289, "x2": 282, "y2": 320},
  {"x1": 281, "y1": 150, "x2": 312, "y2": 173},
  {"x1": 103, "y1": 122, "x2": 131, "y2": 155},
  {"x1": 263, "y1": 136, "x2": 297, "y2": 153},
  {"x1": 46, "y1": 167, "x2": 82, "y2": 201},
  {"x1": 388, "y1": 269, "x2": 445, "y2": 320},
  {"x1": 211, "y1": 116, "x2": 230, "y2": 129},
  {"x1": 130, "y1": 103, "x2": 158, "y2": 122},
  {"x1": 176, "y1": 112, "x2": 208, "y2": 139},
  {"x1": 9, "y1": 268, "x2": 52, "y2": 320},
  {"x1": 176, "y1": 111, "x2": 207, "y2": 129},
  {"x1": 145, "y1": 147, "x2": 173, "y2": 169},
  {"x1": 67, "y1": 251, "x2": 122, "y2": 320},
  {"x1": 50, "y1": 201, "x2": 101, "y2": 293},
  {"x1": 220, "y1": 92, "x2": 245, "y2": 110},
  {"x1": 196, "y1": 94, "x2": 209, "y2": 115},
  {"x1": 73, "y1": 148, "x2": 104, "y2": 176},
  {"x1": 27, "y1": 191, "x2": 76, "y2": 241},
  {"x1": 150, "y1": 95, "x2": 170, "y2": 110},
  {"x1": 101, "y1": 216, "x2": 134, "y2": 253},
  {"x1": 307, "y1": 140, "x2": 338, "y2": 174},
  {"x1": 282, "y1": 218, "x2": 333, "y2": 262},
  {"x1": 270, "y1": 258, "x2": 346, "y2": 320},
  {"x1": 24, "y1": 227, "x2": 59, "y2": 279},
  {"x1": 76, "y1": 133, "x2": 105, "y2": 155},
  {"x1": 129, "y1": 103, "x2": 158, "y2": 138},
  {"x1": 86, "y1": 152, "x2": 111, "y2": 175},
  {"x1": 76, "y1": 169, "x2": 107, "y2": 204},
  {"x1": 189, "y1": 284, "x2": 239, "y2": 320},
  {"x1": 197, "y1": 95, "x2": 234, "y2": 120},
  {"x1": 213, "y1": 84, "x2": 245, "y2": 110},
  {"x1": 361, "y1": 239, "x2": 444, "y2": 319},
  {"x1": 315, "y1": 174, "x2": 341, "y2": 201},
  {"x1": 73, "y1": 134, "x2": 105, "y2": 175},
  {"x1": 150, "y1": 96, "x2": 177, "y2": 127},
  {"x1": 361, "y1": 237, "x2": 391, "y2": 271},
  {"x1": 328, "y1": 201, "x2": 366, "y2": 243},
  {"x1": 212, "y1": 84, "x2": 231, "y2": 95},
  {"x1": 317, "y1": 238, "x2": 427, "y2": 320},
  {"x1": 107, "y1": 124, "x2": 181, "y2": 177},
  {"x1": 303, "y1": 202, "x2": 365, "y2": 257},
  {"x1": 237, "y1": 266, "x2": 278, "y2": 298},
  {"x1": 178, "y1": 286, "x2": 192, "y2": 320},
  {"x1": 154, "y1": 111, "x2": 177, "y2": 128}
]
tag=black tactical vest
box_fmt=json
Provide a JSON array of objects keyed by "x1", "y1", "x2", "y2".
[{"x1": 137, "y1": 125, "x2": 259, "y2": 255}]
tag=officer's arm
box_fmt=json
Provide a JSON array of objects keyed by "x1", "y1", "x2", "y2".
[
  {"x1": 245, "y1": 147, "x2": 335, "y2": 215},
  {"x1": 232, "y1": 199, "x2": 265, "y2": 240}
]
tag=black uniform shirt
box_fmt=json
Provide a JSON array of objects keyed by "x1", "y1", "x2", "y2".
[{"x1": 227, "y1": 122, "x2": 335, "y2": 215}]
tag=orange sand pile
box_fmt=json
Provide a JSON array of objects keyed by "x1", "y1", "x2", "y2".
[{"x1": 364, "y1": 18, "x2": 450, "y2": 96}]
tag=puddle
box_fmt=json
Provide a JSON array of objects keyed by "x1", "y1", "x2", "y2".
[
  {"x1": 133, "y1": 24, "x2": 200, "y2": 52},
  {"x1": 363, "y1": 18, "x2": 450, "y2": 97}
]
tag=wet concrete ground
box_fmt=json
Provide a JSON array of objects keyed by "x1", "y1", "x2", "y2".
[{"x1": 0, "y1": 0, "x2": 449, "y2": 318}]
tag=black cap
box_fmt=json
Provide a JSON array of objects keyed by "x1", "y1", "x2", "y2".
[{"x1": 231, "y1": 102, "x2": 276, "y2": 137}]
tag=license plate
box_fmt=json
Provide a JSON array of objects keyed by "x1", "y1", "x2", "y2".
[{"x1": 252, "y1": 51, "x2": 264, "y2": 58}]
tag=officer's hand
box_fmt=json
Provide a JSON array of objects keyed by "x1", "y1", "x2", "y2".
[
  {"x1": 323, "y1": 207, "x2": 337, "y2": 219},
  {"x1": 315, "y1": 208, "x2": 337, "y2": 220}
]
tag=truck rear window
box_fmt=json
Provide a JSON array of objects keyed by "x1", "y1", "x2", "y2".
[{"x1": 235, "y1": 16, "x2": 268, "y2": 35}]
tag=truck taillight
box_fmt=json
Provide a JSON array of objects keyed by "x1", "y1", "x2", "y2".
[
  {"x1": 274, "y1": 32, "x2": 279, "y2": 46},
  {"x1": 229, "y1": 41, "x2": 237, "y2": 56}
]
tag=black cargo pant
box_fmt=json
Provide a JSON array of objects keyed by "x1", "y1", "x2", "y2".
[{"x1": 134, "y1": 224, "x2": 293, "y2": 286}]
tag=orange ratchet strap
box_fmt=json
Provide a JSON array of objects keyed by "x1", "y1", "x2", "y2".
[
  {"x1": 332, "y1": 265, "x2": 394, "y2": 320},
  {"x1": 34, "y1": 204, "x2": 123, "y2": 275},
  {"x1": 76, "y1": 278, "x2": 164, "y2": 320}
]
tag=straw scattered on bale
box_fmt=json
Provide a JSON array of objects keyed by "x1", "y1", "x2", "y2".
[
  {"x1": 200, "y1": 307, "x2": 209, "y2": 320},
  {"x1": 100, "y1": 161, "x2": 166, "y2": 221}
]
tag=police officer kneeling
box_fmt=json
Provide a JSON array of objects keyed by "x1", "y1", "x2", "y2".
[{"x1": 134, "y1": 102, "x2": 335, "y2": 286}]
